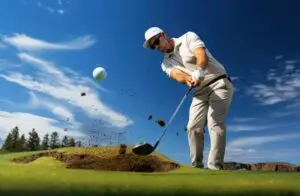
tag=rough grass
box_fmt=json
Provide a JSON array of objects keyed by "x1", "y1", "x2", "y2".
[{"x1": 1, "y1": 147, "x2": 300, "y2": 196}]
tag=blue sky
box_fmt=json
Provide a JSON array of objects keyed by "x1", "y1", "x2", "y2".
[{"x1": 0, "y1": 0, "x2": 300, "y2": 166}]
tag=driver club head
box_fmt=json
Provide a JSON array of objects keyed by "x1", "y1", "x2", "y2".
[
  {"x1": 132, "y1": 142, "x2": 155, "y2": 156},
  {"x1": 132, "y1": 87, "x2": 193, "y2": 157}
]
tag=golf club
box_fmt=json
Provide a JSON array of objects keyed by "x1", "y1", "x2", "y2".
[{"x1": 132, "y1": 86, "x2": 193, "y2": 156}]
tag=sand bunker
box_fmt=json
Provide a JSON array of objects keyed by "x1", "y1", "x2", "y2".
[{"x1": 12, "y1": 151, "x2": 180, "y2": 172}]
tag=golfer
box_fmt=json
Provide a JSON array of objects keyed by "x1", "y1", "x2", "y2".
[{"x1": 143, "y1": 27, "x2": 234, "y2": 170}]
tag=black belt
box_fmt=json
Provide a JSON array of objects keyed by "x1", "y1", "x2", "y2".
[{"x1": 201, "y1": 74, "x2": 232, "y2": 89}]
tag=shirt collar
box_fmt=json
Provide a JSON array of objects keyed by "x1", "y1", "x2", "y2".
[{"x1": 165, "y1": 38, "x2": 182, "y2": 57}]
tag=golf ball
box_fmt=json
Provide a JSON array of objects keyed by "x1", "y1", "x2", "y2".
[{"x1": 93, "y1": 67, "x2": 107, "y2": 81}]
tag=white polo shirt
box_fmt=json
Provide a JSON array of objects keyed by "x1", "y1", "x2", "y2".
[{"x1": 161, "y1": 31, "x2": 227, "y2": 91}]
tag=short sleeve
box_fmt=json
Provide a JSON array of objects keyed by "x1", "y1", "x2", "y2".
[
  {"x1": 161, "y1": 61, "x2": 174, "y2": 77},
  {"x1": 186, "y1": 31, "x2": 206, "y2": 52}
]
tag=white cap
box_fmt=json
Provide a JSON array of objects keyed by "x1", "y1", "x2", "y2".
[{"x1": 143, "y1": 27, "x2": 164, "y2": 48}]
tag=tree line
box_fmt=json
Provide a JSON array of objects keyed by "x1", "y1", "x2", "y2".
[{"x1": 1, "y1": 126, "x2": 82, "y2": 152}]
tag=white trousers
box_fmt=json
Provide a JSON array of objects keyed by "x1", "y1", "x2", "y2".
[{"x1": 187, "y1": 77, "x2": 234, "y2": 168}]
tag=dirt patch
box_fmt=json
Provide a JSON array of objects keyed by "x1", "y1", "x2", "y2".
[
  {"x1": 12, "y1": 151, "x2": 180, "y2": 173},
  {"x1": 223, "y1": 161, "x2": 300, "y2": 172},
  {"x1": 250, "y1": 162, "x2": 300, "y2": 172},
  {"x1": 156, "y1": 119, "x2": 166, "y2": 127}
]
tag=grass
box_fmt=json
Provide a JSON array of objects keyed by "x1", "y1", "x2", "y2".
[{"x1": 0, "y1": 147, "x2": 300, "y2": 196}]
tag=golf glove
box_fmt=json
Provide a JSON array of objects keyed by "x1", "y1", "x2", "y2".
[{"x1": 191, "y1": 68, "x2": 205, "y2": 82}]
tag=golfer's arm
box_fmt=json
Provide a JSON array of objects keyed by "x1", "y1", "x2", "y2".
[
  {"x1": 169, "y1": 68, "x2": 189, "y2": 84},
  {"x1": 194, "y1": 47, "x2": 208, "y2": 69}
]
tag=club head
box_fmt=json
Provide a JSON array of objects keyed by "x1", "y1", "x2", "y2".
[{"x1": 132, "y1": 142, "x2": 155, "y2": 156}]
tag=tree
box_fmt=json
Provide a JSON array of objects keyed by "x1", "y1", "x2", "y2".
[
  {"x1": 75, "y1": 140, "x2": 82, "y2": 147},
  {"x1": 11, "y1": 126, "x2": 19, "y2": 151},
  {"x1": 50, "y1": 132, "x2": 59, "y2": 149},
  {"x1": 61, "y1": 136, "x2": 68, "y2": 147},
  {"x1": 18, "y1": 134, "x2": 26, "y2": 151},
  {"x1": 67, "y1": 138, "x2": 76, "y2": 147},
  {"x1": 41, "y1": 134, "x2": 49, "y2": 150},
  {"x1": 2, "y1": 133, "x2": 13, "y2": 150},
  {"x1": 27, "y1": 129, "x2": 40, "y2": 151}
]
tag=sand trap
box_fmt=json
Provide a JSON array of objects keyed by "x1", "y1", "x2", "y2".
[{"x1": 12, "y1": 151, "x2": 180, "y2": 172}]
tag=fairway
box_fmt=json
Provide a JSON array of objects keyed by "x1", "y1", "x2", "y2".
[{"x1": 0, "y1": 148, "x2": 300, "y2": 196}]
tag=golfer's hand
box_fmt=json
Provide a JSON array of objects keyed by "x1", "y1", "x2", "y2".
[
  {"x1": 190, "y1": 68, "x2": 204, "y2": 87},
  {"x1": 185, "y1": 76, "x2": 199, "y2": 87},
  {"x1": 191, "y1": 79, "x2": 200, "y2": 87}
]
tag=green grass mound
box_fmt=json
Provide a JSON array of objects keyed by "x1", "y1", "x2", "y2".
[
  {"x1": 11, "y1": 146, "x2": 180, "y2": 172},
  {"x1": 1, "y1": 148, "x2": 300, "y2": 195}
]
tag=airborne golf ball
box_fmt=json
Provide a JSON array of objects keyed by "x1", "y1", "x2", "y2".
[{"x1": 93, "y1": 67, "x2": 106, "y2": 81}]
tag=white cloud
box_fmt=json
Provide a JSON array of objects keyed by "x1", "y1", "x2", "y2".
[
  {"x1": 285, "y1": 64, "x2": 294, "y2": 71},
  {"x1": 228, "y1": 133, "x2": 300, "y2": 148},
  {"x1": 0, "y1": 53, "x2": 133, "y2": 128},
  {"x1": 62, "y1": 66, "x2": 111, "y2": 93},
  {"x1": 43, "y1": 5, "x2": 55, "y2": 14},
  {"x1": 0, "y1": 93, "x2": 75, "y2": 124},
  {"x1": 270, "y1": 110, "x2": 299, "y2": 118},
  {"x1": 35, "y1": 0, "x2": 69, "y2": 15},
  {"x1": 225, "y1": 147, "x2": 257, "y2": 162},
  {"x1": 225, "y1": 147, "x2": 300, "y2": 164},
  {"x1": 28, "y1": 92, "x2": 74, "y2": 121},
  {"x1": 227, "y1": 124, "x2": 276, "y2": 132},
  {"x1": 2, "y1": 34, "x2": 96, "y2": 51},
  {"x1": 286, "y1": 60, "x2": 299, "y2": 64},
  {"x1": 246, "y1": 60, "x2": 300, "y2": 105},
  {"x1": 224, "y1": 133, "x2": 300, "y2": 163},
  {"x1": 231, "y1": 117, "x2": 257, "y2": 123},
  {"x1": 230, "y1": 76, "x2": 239, "y2": 81},
  {"x1": 0, "y1": 111, "x2": 86, "y2": 143},
  {"x1": 247, "y1": 148, "x2": 255, "y2": 153},
  {"x1": 52, "y1": 106, "x2": 72, "y2": 120},
  {"x1": 0, "y1": 59, "x2": 21, "y2": 71},
  {"x1": 228, "y1": 119, "x2": 298, "y2": 132},
  {"x1": 275, "y1": 55, "x2": 283, "y2": 60},
  {"x1": 229, "y1": 76, "x2": 239, "y2": 92},
  {"x1": 18, "y1": 53, "x2": 63, "y2": 77},
  {"x1": 57, "y1": 9, "x2": 65, "y2": 15}
]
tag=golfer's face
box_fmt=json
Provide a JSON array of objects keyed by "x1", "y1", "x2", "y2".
[{"x1": 149, "y1": 33, "x2": 171, "y2": 53}]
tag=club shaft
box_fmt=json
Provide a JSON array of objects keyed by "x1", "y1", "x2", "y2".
[{"x1": 154, "y1": 87, "x2": 193, "y2": 148}]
